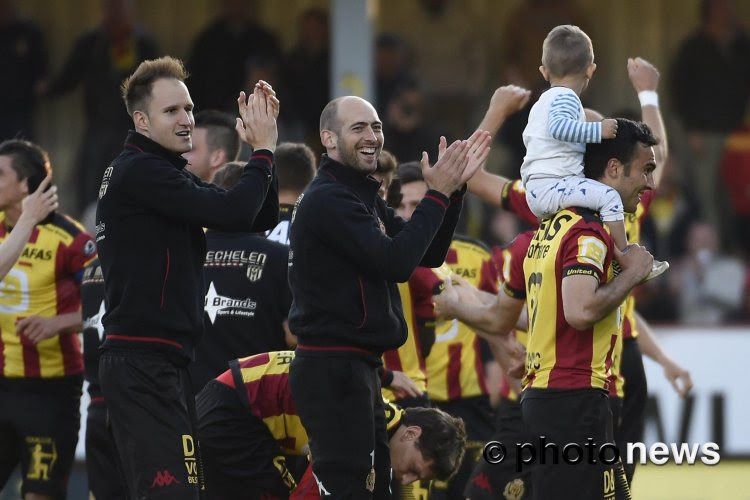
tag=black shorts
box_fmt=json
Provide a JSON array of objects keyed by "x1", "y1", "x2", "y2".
[
  {"x1": 0, "y1": 375, "x2": 82, "y2": 499},
  {"x1": 521, "y1": 388, "x2": 630, "y2": 500},
  {"x1": 196, "y1": 380, "x2": 296, "y2": 499},
  {"x1": 620, "y1": 337, "x2": 647, "y2": 483},
  {"x1": 431, "y1": 396, "x2": 494, "y2": 500},
  {"x1": 85, "y1": 399, "x2": 125, "y2": 500},
  {"x1": 290, "y1": 352, "x2": 389, "y2": 499},
  {"x1": 99, "y1": 349, "x2": 202, "y2": 499},
  {"x1": 464, "y1": 397, "x2": 533, "y2": 500}
]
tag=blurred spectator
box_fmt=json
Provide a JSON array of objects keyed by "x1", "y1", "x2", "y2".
[
  {"x1": 282, "y1": 8, "x2": 329, "y2": 146},
  {"x1": 669, "y1": 221, "x2": 746, "y2": 325},
  {"x1": 670, "y1": 0, "x2": 750, "y2": 248},
  {"x1": 374, "y1": 32, "x2": 413, "y2": 116},
  {"x1": 243, "y1": 55, "x2": 305, "y2": 148},
  {"x1": 39, "y1": 0, "x2": 158, "y2": 212},
  {"x1": 384, "y1": 0, "x2": 487, "y2": 137},
  {"x1": 373, "y1": 149, "x2": 398, "y2": 200},
  {"x1": 384, "y1": 83, "x2": 440, "y2": 164},
  {"x1": 721, "y1": 125, "x2": 750, "y2": 256},
  {"x1": 183, "y1": 109, "x2": 240, "y2": 183},
  {"x1": 495, "y1": 0, "x2": 589, "y2": 174},
  {"x1": 0, "y1": 0, "x2": 47, "y2": 141},
  {"x1": 187, "y1": 0, "x2": 281, "y2": 113}
]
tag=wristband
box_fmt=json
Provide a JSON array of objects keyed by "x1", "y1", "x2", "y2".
[{"x1": 638, "y1": 90, "x2": 659, "y2": 107}]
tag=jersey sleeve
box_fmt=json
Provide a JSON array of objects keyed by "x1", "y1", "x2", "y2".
[
  {"x1": 501, "y1": 231, "x2": 533, "y2": 299},
  {"x1": 560, "y1": 226, "x2": 610, "y2": 283},
  {"x1": 501, "y1": 179, "x2": 539, "y2": 227},
  {"x1": 65, "y1": 231, "x2": 98, "y2": 283}
]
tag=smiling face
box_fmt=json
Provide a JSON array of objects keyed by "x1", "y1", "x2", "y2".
[
  {"x1": 322, "y1": 97, "x2": 383, "y2": 174},
  {"x1": 135, "y1": 78, "x2": 194, "y2": 154},
  {"x1": 616, "y1": 143, "x2": 656, "y2": 213}
]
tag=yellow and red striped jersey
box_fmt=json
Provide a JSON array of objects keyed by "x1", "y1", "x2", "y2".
[
  {"x1": 621, "y1": 190, "x2": 654, "y2": 340},
  {"x1": 427, "y1": 237, "x2": 499, "y2": 402},
  {"x1": 219, "y1": 350, "x2": 307, "y2": 456},
  {"x1": 0, "y1": 213, "x2": 96, "y2": 378},
  {"x1": 218, "y1": 351, "x2": 405, "y2": 456},
  {"x1": 522, "y1": 209, "x2": 620, "y2": 391},
  {"x1": 492, "y1": 231, "x2": 534, "y2": 402},
  {"x1": 382, "y1": 269, "x2": 435, "y2": 399}
]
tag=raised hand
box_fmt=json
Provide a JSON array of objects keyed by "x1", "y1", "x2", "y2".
[
  {"x1": 255, "y1": 80, "x2": 280, "y2": 119},
  {"x1": 421, "y1": 140, "x2": 469, "y2": 197},
  {"x1": 488, "y1": 85, "x2": 532, "y2": 117},
  {"x1": 236, "y1": 86, "x2": 278, "y2": 153},
  {"x1": 461, "y1": 129, "x2": 492, "y2": 183},
  {"x1": 20, "y1": 175, "x2": 58, "y2": 225},
  {"x1": 627, "y1": 57, "x2": 660, "y2": 93}
]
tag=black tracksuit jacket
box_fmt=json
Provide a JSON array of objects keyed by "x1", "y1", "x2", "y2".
[
  {"x1": 96, "y1": 131, "x2": 278, "y2": 360},
  {"x1": 288, "y1": 155, "x2": 463, "y2": 355}
]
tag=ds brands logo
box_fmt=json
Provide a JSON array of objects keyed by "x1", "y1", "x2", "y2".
[{"x1": 203, "y1": 282, "x2": 256, "y2": 323}]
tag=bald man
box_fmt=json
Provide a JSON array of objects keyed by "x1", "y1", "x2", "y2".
[{"x1": 287, "y1": 96, "x2": 490, "y2": 498}]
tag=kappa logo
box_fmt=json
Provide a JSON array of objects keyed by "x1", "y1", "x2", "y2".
[
  {"x1": 203, "y1": 282, "x2": 256, "y2": 323},
  {"x1": 150, "y1": 470, "x2": 180, "y2": 488},
  {"x1": 472, "y1": 472, "x2": 492, "y2": 492}
]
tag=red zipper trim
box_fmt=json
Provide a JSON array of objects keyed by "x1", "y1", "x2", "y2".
[
  {"x1": 161, "y1": 248, "x2": 170, "y2": 308},
  {"x1": 357, "y1": 276, "x2": 367, "y2": 328}
]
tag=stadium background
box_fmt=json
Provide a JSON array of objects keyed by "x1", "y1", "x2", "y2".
[{"x1": 2, "y1": 0, "x2": 749, "y2": 498}]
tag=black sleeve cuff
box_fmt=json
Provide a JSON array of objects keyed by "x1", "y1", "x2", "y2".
[
  {"x1": 450, "y1": 183, "x2": 468, "y2": 202},
  {"x1": 379, "y1": 368, "x2": 395, "y2": 387}
]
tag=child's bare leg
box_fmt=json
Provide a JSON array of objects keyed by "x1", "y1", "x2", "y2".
[
  {"x1": 605, "y1": 220, "x2": 669, "y2": 281},
  {"x1": 604, "y1": 220, "x2": 628, "y2": 253}
]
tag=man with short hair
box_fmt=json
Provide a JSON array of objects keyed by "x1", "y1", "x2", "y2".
[
  {"x1": 288, "y1": 95, "x2": 490, "y2": 498},
  {"x1": 196, "y1": 350, "x2": 467, "y2": 499},
  {"x1": 521, "y1": 118, "x2": 655, "y2": 499},
  {"x1": 183, "y1": 109, "x2": 241, "y2": 182},
  {"x1": 265, "y1": 142, "x2": 316, "y2": 246},
  {"x1": 191, "y1": 161, "x2": 293, "y2": 392},
  {"x1": 0, "y1": 139, "x2": 96, "y2": 500},
  {"x1": 95, "y1": 56, "x2": 279, "y2": 498}
]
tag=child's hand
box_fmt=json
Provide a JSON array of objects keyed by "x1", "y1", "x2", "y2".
[{"x1": 602, "y1": 118, "x2": 618, "y2": 139}]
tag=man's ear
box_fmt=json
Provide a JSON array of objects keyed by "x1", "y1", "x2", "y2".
[
  {"x1": 320, "y1": 129, "x2": 337, "y2": 150},
  {"x1": 209, "y1": 149, "x2": 226, "y2": 169},
  {"x1": 403, "y1": 425, "x2": 423, "y2": 441},
  {"x1": 20, "y1": 178, "x2": 30, "y2": 196},
  {"x1": 604, "y1": 158, "x2": 622, "y2": 180},
  {"x1": 133, "y1": 110, "x2": 149, "y2": 133}
]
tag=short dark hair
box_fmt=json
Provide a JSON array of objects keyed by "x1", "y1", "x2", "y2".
[
  {"x1": 402, "y1": 407, "x2": 467, "y2": 481},
  {"x1": 396, "y1": 161, "x2": 424, "y2": 185},
  {"x1": 121, "y1": 56, "x2": 189, "y2": 116},
  {"x1": 275, "y1": 142, "x2": 316, "y2": 194},
  {"x1": 211, "y1": 161, "x2": 245, "y2": 190},
  {"x1": 386, "y1": 161, "x2": 423, "y2": 207},
  {"x1": 583, "y1": 119, "x2": 659, "y2": 180},
  {"x1": 195, "y1": 109, "x2": 240, "y2": 162},
  {"x1": 541, "y1": 25, "x2": 594, "y2": 78},
  {"x1": 0, "y1": 139, "x2": 52, "y2": 192}
]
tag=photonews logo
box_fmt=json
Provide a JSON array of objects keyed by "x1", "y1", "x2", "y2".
[{"x1": 483, "y1": 437, "x2": 721, "y2": 472}]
